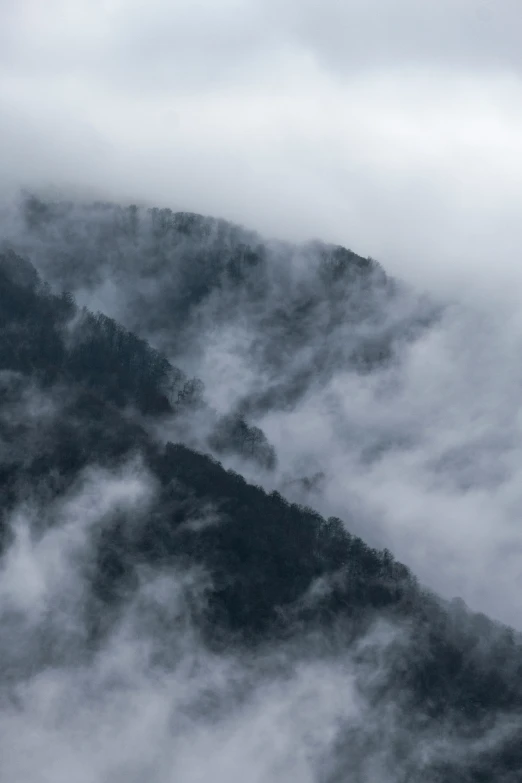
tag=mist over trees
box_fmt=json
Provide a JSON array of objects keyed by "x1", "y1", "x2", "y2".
[
  {"x1": 1, "y1": 196, "x2": 522, "y2": 781},
  {"x1": 7, "y1": 195, "x2": 434, "y2": 406}
]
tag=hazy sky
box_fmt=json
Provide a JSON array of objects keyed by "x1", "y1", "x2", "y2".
[{"x1": 2, "y1": 0, "x2": 522, "y2": 292}]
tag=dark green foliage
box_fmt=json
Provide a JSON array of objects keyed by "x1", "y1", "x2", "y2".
[
  {"x1": 66, "y1": 310, "x2": 175, "y2": 412},
  {"x1": 2, "y1": 201, "x2": 522, "y2": 780},
  {"x1": 14, "y1": 194, "x2": 433, "y2": 415},
  {"x1": 208, "y1": 413, "x2": 277, "y2": 469},
  {"x1": 0, "y1": 252, "x2": 193, "y2": 414},
  {"x1": 0, "y1": 251, "x2": 70, "y2": 381}
]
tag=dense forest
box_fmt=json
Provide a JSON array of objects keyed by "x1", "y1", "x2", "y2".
[
  {"x1": 8, "y1": 196, "x2": 436, "y2": 417},
  {"x1": 0, "y1": 199, "x2": 521, "y2": 781}
]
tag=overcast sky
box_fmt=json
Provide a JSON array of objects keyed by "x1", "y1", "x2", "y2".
[{"x1": 2, "y1": 0, "x2": 522, "y2": 291}]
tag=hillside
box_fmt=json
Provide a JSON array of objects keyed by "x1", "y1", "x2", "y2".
[{"x1": 1, "y1": 204, "x2": 522, "y2": 781}]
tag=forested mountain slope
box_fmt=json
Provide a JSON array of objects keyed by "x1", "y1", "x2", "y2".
[
  {"x1": 0, "y1": 245, "x2": 521, "y2": 781},
  {"x1": 5, "y1": 196, "x2": 435, "y2": 416}
]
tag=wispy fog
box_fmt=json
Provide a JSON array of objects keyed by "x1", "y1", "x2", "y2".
[
  {"x1": 3, "y1": 199, "x2": 522, "y2": 630},
  {"x1": 0, "y1": 449, "x2": 517, "y2": 782},
  {"x1": 2, "y1": 3, "x2": 522, "y2": 778},
  {"x1": 2, "y1": 1, "x2": 522, "y2": 293}
]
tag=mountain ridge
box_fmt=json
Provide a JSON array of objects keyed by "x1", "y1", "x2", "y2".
[{"x1": 1, "y1": 198, "x2": 521, "y2": 781}]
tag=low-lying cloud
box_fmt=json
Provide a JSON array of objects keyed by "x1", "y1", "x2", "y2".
[
  {"x1": 2, "y1": 0, "x2": 522, "y2": 294},
  {"x1": 0, "y1": 457, "x2": 516, "y2": 782},
  {"x1": 5, "y1": 197, "x2": 521, "y2": 629}
]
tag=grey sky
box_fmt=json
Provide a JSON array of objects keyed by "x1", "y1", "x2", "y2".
[
  {"x1": 3, "y1": 0, "x2": 522, "y2": 627},
  {"x1": 2, "y1": 0, "x2": 522, "y2": 292},
  {"x1": 2, "y1": 8, "x2": 522, "y2": 774}
]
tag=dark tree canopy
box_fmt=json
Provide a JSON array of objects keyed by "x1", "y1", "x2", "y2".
[{"x1": 0, "y1": 204, "x2": 521, "y2": 781}]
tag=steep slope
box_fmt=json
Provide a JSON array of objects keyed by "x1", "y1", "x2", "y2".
[
  {"x1": 0, "y1": 255, "x2": 521, "y2": 781},
  {"x1": 7, "y1": 195, "x2": 522, "y2": 637},
  {"x1": 5, "y1": 195, "x2": 435, "y2": 415}
]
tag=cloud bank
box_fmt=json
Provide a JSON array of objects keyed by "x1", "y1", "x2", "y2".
[
  {"x1": 4, "y1": 199, "x2": 522, "y2": 630},
  {"x1": 2, "y1": 0, "x2": 522, "y2": 293}
]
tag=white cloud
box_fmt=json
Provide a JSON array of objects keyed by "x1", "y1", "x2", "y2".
[
  {"x1": 255, "y1": 296, "x2": 522, "y2": 628},
  {"x1": 2, "y1": 0, "x2": 522, "y2": 295}
]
